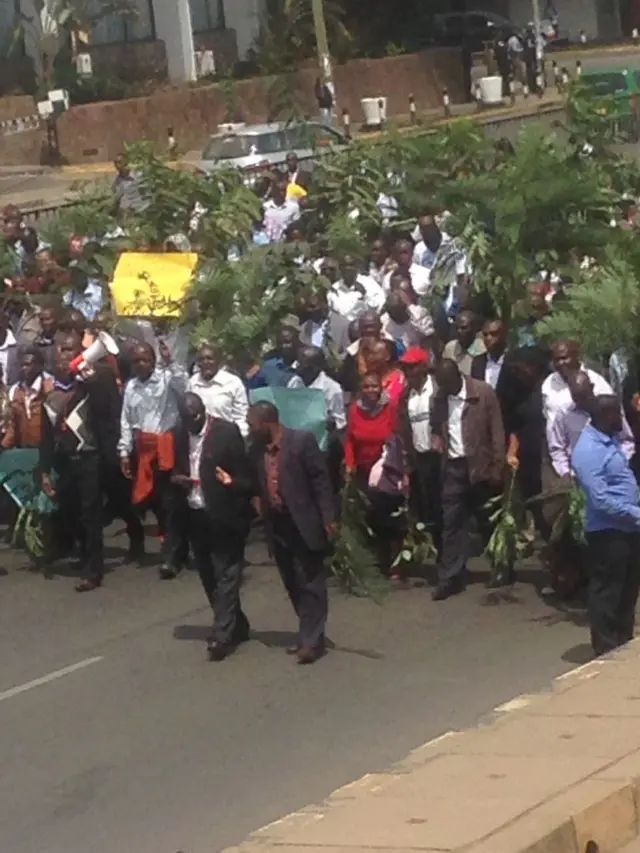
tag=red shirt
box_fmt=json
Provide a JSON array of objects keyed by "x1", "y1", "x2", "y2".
[{"x1": 345, "y1": 401, "x2": 399, "y2": 475}]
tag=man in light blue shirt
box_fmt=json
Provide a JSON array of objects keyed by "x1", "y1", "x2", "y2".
[
  {"x1": 572, "y1": 394, "x2": 640, "y2": 656},
  {"x1": 119, "y1": 341, "x2": 188, "y2": 580},
  {"x1": 63, "y1": 261, "x2": 104, "y2": 322}
]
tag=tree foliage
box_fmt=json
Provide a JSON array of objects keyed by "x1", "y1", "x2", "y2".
[
  {"x1": 34, "y1": 88, "x2": 640, "y2": 370},
  {"x1": 191, "y1": 244, "x2": 324, "y2": 365}
]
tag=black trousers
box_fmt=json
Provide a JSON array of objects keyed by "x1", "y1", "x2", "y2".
[
  {"x1": 102, "y1": 462, "x2": 145, "y2": 545},
  {"x1": 525, "y1": 57, "x2": 539, "y2": 93},
  {"x1": 188, "y1": 508, "x2": 250, "y2": 646},
  {"x1": 440, "y1": 458, "x2": 498, "y2": 584},
  {"x1": 497, "y1": 61, "x2": 512, "y2": 97},
  {"x1": 586, "y1": 530, "x2": 640, "y2": 657},
  {"x1": 54, "y1": 451, "x2": 104, "y2": 583},
  {"x1": 411, "y1": 451, "x2": 443, "y2": 556},
  {"x1": 148, "y1": 470, "x2": 188, "y2": 570},
  {"x1": 271, "y1": 512, "x2": 328, "y2": 649}
]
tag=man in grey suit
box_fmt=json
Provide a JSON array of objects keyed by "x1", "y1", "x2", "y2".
[
  {"x1": 248, "y1": 401, "x2": 337, "y2": 665},
  {"x1": 298, "y1": 290, "x2": 351, "y2": 357}
]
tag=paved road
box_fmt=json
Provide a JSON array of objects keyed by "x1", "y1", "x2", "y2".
[{"x1": 0, "y1": 525, "x2": 591, "y2": 853}]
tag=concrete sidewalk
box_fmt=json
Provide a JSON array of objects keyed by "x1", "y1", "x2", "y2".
[{"x1": 224, "y1": 638, "x2": 640, "y2": 853}]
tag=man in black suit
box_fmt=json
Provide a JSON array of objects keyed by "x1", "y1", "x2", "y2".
[
  {"x1": 40, "y1": 333, "x2": 123, "y2": 593},
  {"x1": 471, "y1": 318, "x2": 516, "y2": 431},
  {"x1": 173, "y1": 393, "x2": 256, "y2": 661},
  {"x1": 248, "y1": 401, "x2": 337, "y2": 665}
]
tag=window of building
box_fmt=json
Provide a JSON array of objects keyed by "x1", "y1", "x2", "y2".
[
  {"x1": 190, "y1": 0, "x2": 226, "y2": 33},
  {"x1": 91, "y1": 0, "x2": 155, "y2": 44}
]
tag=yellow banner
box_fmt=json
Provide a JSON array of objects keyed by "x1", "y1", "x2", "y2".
[{"x1": 110, "y1": 252, "x2": 198, "y2": 318}]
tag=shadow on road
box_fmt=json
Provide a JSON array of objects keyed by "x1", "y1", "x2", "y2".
[
  {"x1": 561, "y1": 643, "x2": 594, "y2": 665},
  {"x1": 172, "y1": 624, "x2": 385, "y2": 660}
]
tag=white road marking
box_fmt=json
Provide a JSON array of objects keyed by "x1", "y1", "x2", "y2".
[{"x1": 0, "y1": 656, "x2": 103, "y2": 702}]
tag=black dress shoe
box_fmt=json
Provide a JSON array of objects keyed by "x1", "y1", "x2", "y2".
[
  {"x1": 432, "y1": 578, "x2": 465, "y2": 602},
  {"x1": 159, "y1": 564, "x2": 180, "y2": 580},
  {"x1": 207, "y1": 641, "x2": 234, "y2": 662},
  {"x1": 297, "y1": 645, "x2": 320, "y2": 665},
  {"x1": 287, "y1": 633, "x2": 325, "y2": 656},
  {"x1": 75, "y1": 578, "x2": 102, "y2": 593}
]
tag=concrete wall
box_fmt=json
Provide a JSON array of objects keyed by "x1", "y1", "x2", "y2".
[{"x1": 0, "y1": 48, "x2": 465, "y2": 166}]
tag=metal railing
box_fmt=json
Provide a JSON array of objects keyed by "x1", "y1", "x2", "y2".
[{"x1": 21, "y1": 199, "x2": 81, "y2": 225}]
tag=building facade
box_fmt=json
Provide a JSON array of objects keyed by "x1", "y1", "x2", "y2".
[{"x1": 0, "y1": 0, "x2": 265, "y2": 84}]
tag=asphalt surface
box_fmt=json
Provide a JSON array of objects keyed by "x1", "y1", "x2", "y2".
[{"x1": 0, "y1": 524, "x2": 592, "y2": 853}]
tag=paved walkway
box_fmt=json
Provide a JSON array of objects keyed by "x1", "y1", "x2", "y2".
[{"x1": 224, "y1": 638, "x2": 640, "y2": 853}]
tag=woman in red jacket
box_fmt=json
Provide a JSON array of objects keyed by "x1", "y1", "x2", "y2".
[{"x1": 345, "y1": 372, "x2": 407, "y2": 575}]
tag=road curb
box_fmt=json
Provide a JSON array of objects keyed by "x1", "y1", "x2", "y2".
[
  {"x1": 53, "y1": 97, "x2": 566, "y2": 178},
  {"x1": 221, "y1": 640, "x2": 640, "y2": 853}
]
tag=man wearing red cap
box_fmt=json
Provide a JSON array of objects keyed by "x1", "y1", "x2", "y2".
[{"x1": 400, "y1": 348, "x2": 442, "y2": 556}]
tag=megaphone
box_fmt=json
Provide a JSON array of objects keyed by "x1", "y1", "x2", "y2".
[{"x1": 69, "y1": 331, "x2": 120, "y2": 376}]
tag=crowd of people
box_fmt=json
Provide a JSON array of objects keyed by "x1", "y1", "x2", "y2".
[{"x1": 1, "y1": 145, "x2": 639, "y2": 666}]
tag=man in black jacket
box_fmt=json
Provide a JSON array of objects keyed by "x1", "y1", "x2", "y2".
[
  {"x1": 248, "y1": 401, "x2": 337, "y2": 665},
  {"x1": 40, "y1": 333, "x2": 122, "y2": 592},
  {"x1": 173, "y1": 393, "x2": 256, "y2": 661},
  {"x1": 471, "y1": 318, "x2": 518, "y2": 432}
]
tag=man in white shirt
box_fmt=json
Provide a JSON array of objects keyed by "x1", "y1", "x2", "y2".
[
  {"x1": 327, "y1": 254, "x2": 385, "y2": 321},
  {"x1": 119, "y1": 341, "x2": 189, "y2": 580},
  {"x1": 0, "y1": 309, "x2": 19, "y2": 387},
  {"x1": 188, "y1": 343, "x2": 249, "y2": 437},
  {"x1": 400, "y1": 346, "x2": 442, "y2": 554},
  {"x1": 288, "y1": 345, "x2": 346, "y2": 493},
  {"x1": 542, "y1": 340, "x2": 612, "y2": 428},
  {"x1": 383, "y1": 237, "x2": 431, "y2": 296},
  {"x1": 62, "y1": 261, "x2": 104, "y2": 322},
  {"x1": 263, "y1": 175, "x2": 300, "y2": 243},
  {"x1": 173, "y1": 393, "x2": 253, "y2": 661},
  {"x1": 381, "y1": 275, "x2": 435, "y2": 352},
  {"x1": 412, "y1": 211, "x2": 470, "y2": 314},
  {"x1": 470, "y1": 318, "x2": 508, "y2": 390},
  {"x1": 431, "y1": 359, "x2": 506, "y2": 600},
  {"x1": 287, "y1": 346, "x2": 346, "y2": 432}
]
